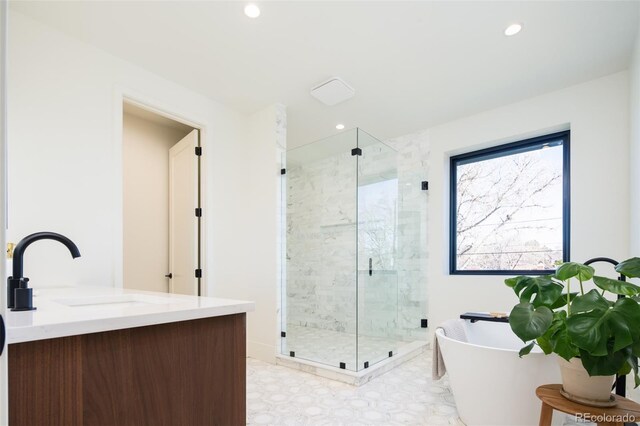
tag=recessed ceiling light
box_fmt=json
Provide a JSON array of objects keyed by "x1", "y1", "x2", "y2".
[
  {"x1": 244, "y1": 4, "x2": 260, "y2": 18},
  {"x1": 336, "y1": 124, "x2": 345, "y2": 130},
  {"x1": 504, "y1": 23, "x2": 523, "y2": 36}
]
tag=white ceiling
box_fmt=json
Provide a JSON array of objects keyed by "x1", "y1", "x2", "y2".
[{"x1": 11, "y1": 1, "x2": 640, "y2": 147}]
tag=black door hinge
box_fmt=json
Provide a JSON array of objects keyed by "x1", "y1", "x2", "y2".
[
  {"x1": 281, "y1": 168, "x2": 286, "y2": 175},
  {"x1": 421, "y1": 181, "x2": 429, "y2": 191},
  {"x1": 195, "y1": 208, "x2": 202, "y2": 217},
  {"x1": 351, "y1": 147, "x2": 362, "y2": 156},
  {"x1": 195, "y1": 146, "x2": 202, "y2": 156},
  {"x1": 195, "y1": 269, "x2": 202, "y2": 278},
  {"x1": 421, "y1": 318, "x2": 428, "y2": 328}
]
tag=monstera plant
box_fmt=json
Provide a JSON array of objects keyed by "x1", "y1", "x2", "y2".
[{"x1": 505, "y1": 257, "x2": 640, "y2": 398}]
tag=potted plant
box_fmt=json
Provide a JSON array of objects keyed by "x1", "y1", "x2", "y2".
[{"x1": 505, "y1": 257, "x2": 640, "y2": 406}]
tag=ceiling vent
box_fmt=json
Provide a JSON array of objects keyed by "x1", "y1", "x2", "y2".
[{"x1": 310, "y1": 77, "x2": 355, "y2": 106}]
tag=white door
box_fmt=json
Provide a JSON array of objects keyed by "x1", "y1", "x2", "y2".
[{"x1": 168, "y1": 130, "x2": 199, "y2": 296}]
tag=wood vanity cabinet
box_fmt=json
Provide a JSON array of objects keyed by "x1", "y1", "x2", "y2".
[{"x1": 8, "y1": 314, "x2": 246, "y2": 426}]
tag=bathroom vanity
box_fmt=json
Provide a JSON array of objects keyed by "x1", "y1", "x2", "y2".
[{"x1": 4, "y1": 287, "x2": 254, "y2": 426}]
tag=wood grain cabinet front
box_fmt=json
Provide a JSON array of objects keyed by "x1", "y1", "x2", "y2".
[{"x1": 8, "y1": 314, "x2": 246, "y2": 426}]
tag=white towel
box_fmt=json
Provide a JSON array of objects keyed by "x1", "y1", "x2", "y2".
[{"x1": 432, "y1": 319, "x2": 468, "y2": 381}]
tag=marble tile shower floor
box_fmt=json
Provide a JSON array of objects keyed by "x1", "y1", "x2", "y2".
[{"x1": 283, "y1": 324, "x2": 421, "y2": 371}]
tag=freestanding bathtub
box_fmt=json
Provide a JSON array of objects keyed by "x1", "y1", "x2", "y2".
[{"x1": 436, "y1": 319, "x2": 561, "y2": 426}]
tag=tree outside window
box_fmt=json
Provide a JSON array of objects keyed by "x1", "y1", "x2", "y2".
[{"x1": 450, "y1": 131, "x2": 570, "y2": 274}]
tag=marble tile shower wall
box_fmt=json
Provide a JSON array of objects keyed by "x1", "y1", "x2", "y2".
[
  {"x1": 286, "y1": 149, "x2": 358, "y2": 334},
  {"x1": 285, "y1": 131, "x2": 429, "y2": 342},
  {"x1": 386, "y1": 131, "x2": 429, "y2": 341}
]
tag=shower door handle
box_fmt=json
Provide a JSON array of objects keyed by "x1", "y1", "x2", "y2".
[{"x1": 368, "y1": 258, "x2": 372, "y2": 276}]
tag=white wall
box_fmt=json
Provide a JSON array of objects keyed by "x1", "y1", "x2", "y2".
[
  {"x1": 426, "y1": 72, "x2": 630, "y2": 334},
  {"x1": 8, "y1": 11, "x2": 239, "y2": 289},
  {"x1": 7, "y1": 11, "x2": 280, "y2": 361},
  {"x1": 630, "y1": 22, "x2": 640, "y2": 257},
  {"x1": 122, "y1": 113, "x2": 188, "y2": 293},
  {"x1": 210, "y1": 104, "x2": 285, "y2": 362}
]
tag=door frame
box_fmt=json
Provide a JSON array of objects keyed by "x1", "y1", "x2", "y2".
[{"x1": 113, "y1": 89, "x2": 207, "y2": 296}]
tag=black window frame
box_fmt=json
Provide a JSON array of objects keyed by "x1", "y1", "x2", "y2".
[{"x1": 449, "y1": 130, "x2": 571, "y2": 275}]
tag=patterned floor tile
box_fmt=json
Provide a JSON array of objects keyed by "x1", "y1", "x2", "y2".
[
  {"x1": 247, "y1": 349, "x2": 604, "y2": 426},
  {"x1": 247, "y1": 350, "x2": 463, "y2": 426}
]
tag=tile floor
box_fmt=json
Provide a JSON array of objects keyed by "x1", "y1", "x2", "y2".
[
  {"x1": 247, "y1": 349, "x2": 599, "y2": 426},
  {"x1": 247, "y1": 350, "x2": 462, "y2": 425}
]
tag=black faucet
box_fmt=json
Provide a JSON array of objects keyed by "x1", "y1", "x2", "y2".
[{"x1": 7, "y1": 232, "x2": 81, "y2": 311}]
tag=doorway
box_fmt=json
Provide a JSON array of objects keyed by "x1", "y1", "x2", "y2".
[{"x1": 122, "y1": 102, "x2": 202, "y2": 296}]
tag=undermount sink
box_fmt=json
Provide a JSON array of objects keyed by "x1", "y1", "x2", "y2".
[{"x1": 54, "y1": 294, "x2": 175, "y2": 308}]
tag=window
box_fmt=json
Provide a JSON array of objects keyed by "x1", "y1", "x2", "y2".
[{"x1": 450, "y1": 131, "x2": 570, "y2": 275}]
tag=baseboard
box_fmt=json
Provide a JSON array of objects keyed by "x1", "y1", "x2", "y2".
[{"x1": 247, "y1": 339, "x2": 276, "y2": 363}]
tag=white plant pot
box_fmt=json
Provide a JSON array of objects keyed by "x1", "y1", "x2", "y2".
[{"x1": 557, "y1": 357, "x2": 616, "y2": 406}]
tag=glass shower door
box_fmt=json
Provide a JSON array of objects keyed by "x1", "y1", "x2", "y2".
[
  {"x1": 282, "y1": 130, "x2": 359, "y2": 371},
  {"x1": 281, "y1": 127, "x2": 427, "y2": 374},
  {"x1": 356, "y1": 129, "x2": 401, "y2": 370}
]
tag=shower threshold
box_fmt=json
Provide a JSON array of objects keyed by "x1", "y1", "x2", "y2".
[{"x1": 275, "y1": 340, "x2": 428, "y2": 386}]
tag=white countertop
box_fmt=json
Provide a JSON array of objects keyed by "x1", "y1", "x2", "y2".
[{"x1": 5, "y1": 286, "x2": 255, "y2": 344}]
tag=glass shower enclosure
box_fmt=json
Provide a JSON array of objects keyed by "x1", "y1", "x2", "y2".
[{"x1": 281, "y1": 128, "x2": 427, "y2": 372}]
